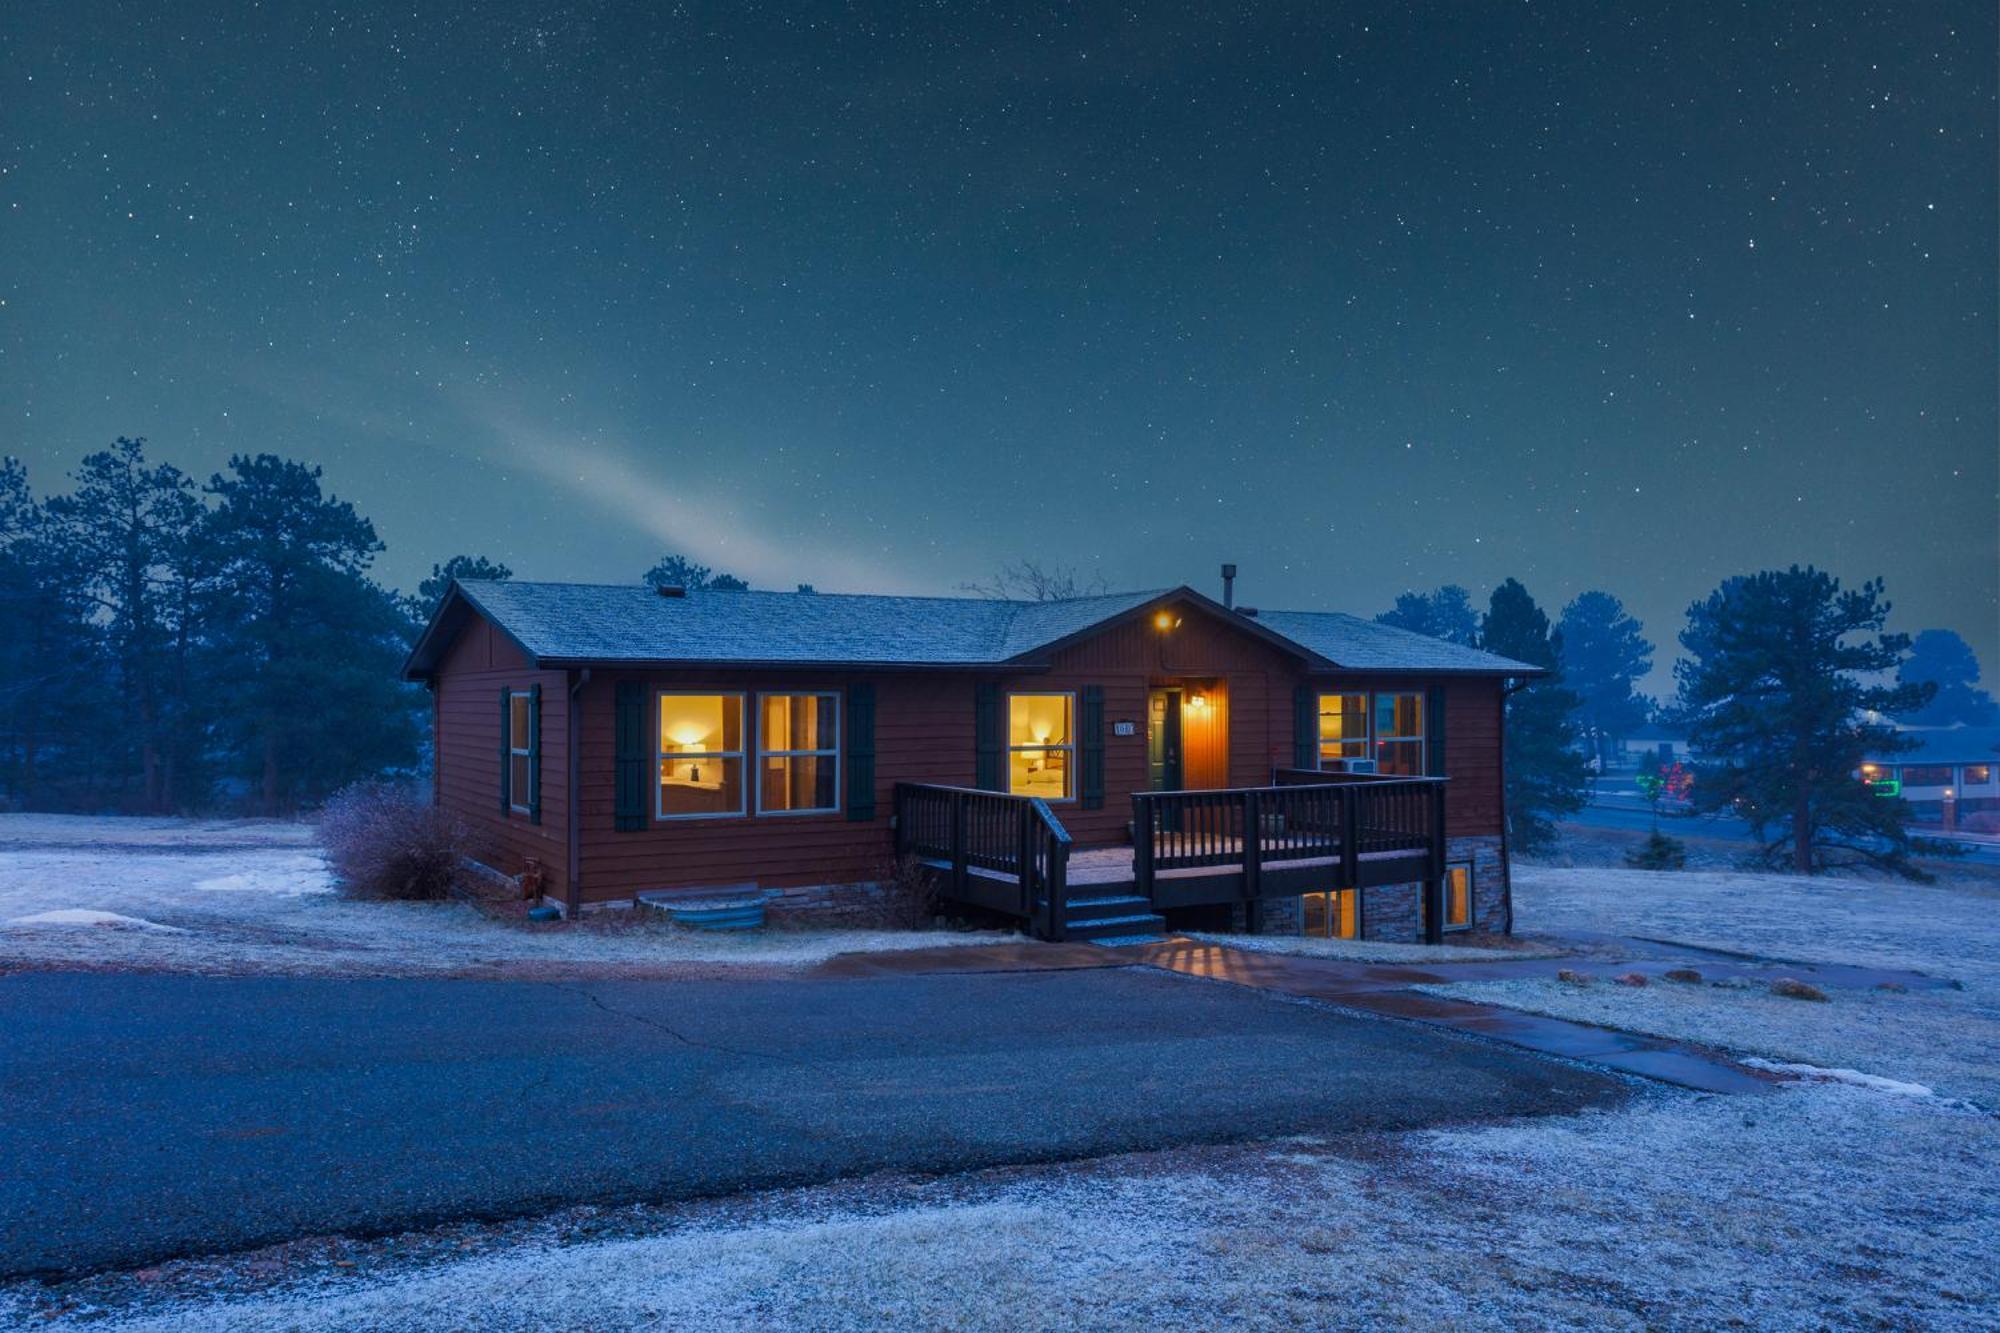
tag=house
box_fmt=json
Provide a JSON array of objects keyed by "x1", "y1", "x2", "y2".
[
  {"x1": 1859, "y1": 726, "x2": 2000, "y2": 831},
  {"x1": 1612, "y1": 722, "x2": 1691, "y2": 769},
  {"x1": 402, "y1": 571, "x2": 1544, "y2": 944}
]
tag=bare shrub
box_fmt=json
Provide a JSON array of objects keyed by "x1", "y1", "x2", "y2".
[
  {"x1": 1663, "y1": 967, "x2": 1704, "y2": 984},
  {"x1": 1557, "y1": 968, "x2": 1593, "y2": 986},
  {"x1": 1769, "y1": 977, "x2": 1829, "y2": 1002},
  {"x1": 1614, "y1": 972, "x2": 1648, "y2": 987},
  {"x1": 874, "y1": 853, "x2": 940, "y2": 930},
  {"x1": 319, "y1": 781, "x2": 468, "y2": 901}
]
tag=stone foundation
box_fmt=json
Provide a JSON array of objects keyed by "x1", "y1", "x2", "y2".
[
  {"x1": 762, "y1": 880, "x2": 890, "y2": 928},
  {"x1": 1246, "y1": 834, "x2": 1511, "y2": 943}
]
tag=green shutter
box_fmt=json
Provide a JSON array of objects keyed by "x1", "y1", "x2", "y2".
[
  {"x1": 1080, "y1": 685, "x2": 1105, "y2": 809},
  {"x1": 845, "y1": 682, "x2": 876, "y2": 821},
  {"x1": 613, "y1": 681, "x2": 646, "y2": 831},
  {"x1": 974, "y1": 682, "x2": 1003, "y2": 791},
  {"x1": 528, "y1": 683, "x2": 543, "y2": 825},
  {"x1": 1427, "y1": 684, "x2": 1446, "y2": 778},
  {"x1": 499, "y1": 687, "x2": 513, "y2": 813},
  {"x1": 1293, "y1": 684, "x2": 1318, "y2": 770}
]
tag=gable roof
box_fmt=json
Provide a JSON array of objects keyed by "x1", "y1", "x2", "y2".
[{"x1": 403, "y1": 579, "x2": 1544, "y2": 678}]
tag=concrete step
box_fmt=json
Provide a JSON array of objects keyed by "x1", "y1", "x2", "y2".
[{"x1": 1063, "y1": 912, "x2": 1167, "y2": 941}]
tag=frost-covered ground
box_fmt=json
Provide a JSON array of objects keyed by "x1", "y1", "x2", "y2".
[
  {"x1": 1419, "y1": 863, "x2": 2000, "y2": 1108},
  {"x1": 5, "y1": 826, "x2": 1997, "y2": 1327},
  {"x1": 6, "y1": 1082, "x2": 1992, "y2": 1331},
  {"x1": 0, "y1": 815, "x2": 1005, "y2": 976}
]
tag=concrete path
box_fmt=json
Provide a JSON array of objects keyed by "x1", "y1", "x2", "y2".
[
  {"x1": 0, "y1": 966, "x2": 1624, "y2": 1279},
  {"x1": 1130, "y1": 939, "x2": 1776, "y2": 1094}
]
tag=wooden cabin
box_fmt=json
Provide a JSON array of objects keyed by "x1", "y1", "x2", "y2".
[{"x1": 403, "y1": 576, "x2": 1541, "y2": 944}]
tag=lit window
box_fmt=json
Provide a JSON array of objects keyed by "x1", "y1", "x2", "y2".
[
  {"x1": 1302, "y1": 889, "x2": 1361, "y2": 939},
  {"x1": 657, "y1": 694, "x2": 746, "y2": 818},
  {"x1": 507, "y1": 691, "x2": 535, "y2": 813},
  {"x1": 1374, "y1": 692, "x2": 1426, "y2": 776},
  {"x1": 1902, "y1": 765, "x2": 1953, "y2": 788},
  {"x1": 1317, "y1": 693, "x2": 1368, "y2": 766},
  {"x1": 1007, "y1": 693, "x2": 1074, "y2": 800},
  {"x1": 758, "y1": 693, "x2": 839, "y2": 814},
  {"x1": 1963, "y1": 764, "x2": 1993, "y2": 787},
  {"x1": 1444, "y1": 863, "x2": 1473, "y2": 931}
]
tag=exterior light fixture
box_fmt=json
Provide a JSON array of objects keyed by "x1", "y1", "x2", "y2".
[
  {"x1": 1188, "y1": 692, "x2": 1209, "y2": 711},
  {"x1": 1153, "y1": 610, "x2": 1174, "y2": 631}
]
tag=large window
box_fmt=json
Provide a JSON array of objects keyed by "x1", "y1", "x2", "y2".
[
  {"x1": 1008, "y1": 693, "x2": 1074, "y2": 800},
  {"x1": 1317, "y1": 693, "x2": 1367, "y2": 766},
  {"x1": 1302, "y1": 889, "x2": 1361, "y2": 939},
  {"x1": 1374, "y1": 692, "x2": 1425, "y2": 776},
  {"x1": 1963, "y1": 764, "x2": 1994, "y2": 787},
  {"x1": 1902, "y1": 765, "x2": 1953, "y2": 788},
  {"x1": 507, "y1": 690, "x2": 535, "y2": 814},
  {"x1": 758, "y1": 693, "x2": 839, "y2": 814},
  {"x1": 657, "y1": 693, "x2": 746, "y2": 818},
  {"x1": 1316, "y1": 690, "x2": 1428, "y2": 775}
]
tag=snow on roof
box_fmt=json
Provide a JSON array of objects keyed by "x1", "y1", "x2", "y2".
[{"x1": 406, "y1": 580, "x2": 1544, "y2": 677}]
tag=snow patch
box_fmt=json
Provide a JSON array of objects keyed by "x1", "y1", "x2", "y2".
[
  {"x1": 194, "y1": 856, "x2": 334, "y2": 896},
  {"x1": 3, "y1": 909, "x2": 185, "y2": 932},
  {"x1": 1744, "y1": 1058, "x2": 1936, "y2": 1099}
]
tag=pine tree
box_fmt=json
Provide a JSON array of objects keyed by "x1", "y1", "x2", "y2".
[
  {"x1": 1895, "y1": 629, "x2": 1999, "y2": 726},
  {"x1": 203, "y1": 455, "x2": 421, "y2": 813},
  {"x1": 1482, "y1": 578, "x2": 1590, "y2": 854},
  {"x1": 0, "y1": 459, "x2": 105, "y2": 806},
  {"x1": 643, "y1": 553, "x2": 747, "y2": 592},
  {"x1": 1558, "y1": 591, "x2": 1654, "y2": 771},
  {"x1": 1677, "y1": 566, "x2": 1933, "y2": 877},
  {"x1": 44, "y1": 438, "x2": 206, "y2": 810},
  {"x1": 1376, "y1": 585, "x2": 1480, "y2": 646},
  {"x1": 417, "y1": 554, "x2": 513, "y2": 610}
]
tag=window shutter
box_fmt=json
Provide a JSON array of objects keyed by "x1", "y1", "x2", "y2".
[
  {"x1": 845, "y1": 682, "x2": 876, "y2": 821},
  {"x1": 499, "y1": 687, "x2": 513, "y2": 813},
  {"x1": 1427, "y1": 684, "x2": 1447, "y2": 778},
  {"x1": 528, "y1": 683, "x2": 543, "y2": 825},
  {"x1": 1293, "y1": 684, "x2": 1318, "y2": 770},
  {"x1": 1080, "y1": 684, "x2": 1105, "y2": 809},
  {"x1": 974, "y1": 682, "x2": 1003, "y2": 791},
  {"x1": 613, "y1": 681, "x2": 646, "y2": 831}
]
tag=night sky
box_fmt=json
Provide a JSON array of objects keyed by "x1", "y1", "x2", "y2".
[{"x1": 6, "y1": 2, "x2": 1995, "y2": 688}]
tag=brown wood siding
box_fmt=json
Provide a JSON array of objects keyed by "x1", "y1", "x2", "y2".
[
  {"x1": 425, "y1": 599, "x2": 1510, "y2": 906},
  {"x1": 432, "y1": 618, "x2": 571, "y2": 896}
]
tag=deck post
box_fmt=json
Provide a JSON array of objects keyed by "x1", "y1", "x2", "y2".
[
  {"x1": 950, "y1": 789, "x2": 968, "y2": 899},
  {"x1": 1241, "y1": 788, "x2": 1263, "y2": 932},
  {"x1": 1421, "y1": 780, "x2": 1447, "y2": 945},
  {"x1": 1046, "y1": 830, "x2": 1068, "y2": 943},
  {"x1": 1338, "y1": 786, "x2": 1359, "y2": 888},
  {"x1": 1132, "y1": 793, "x2": 1155, "y2": 905}
]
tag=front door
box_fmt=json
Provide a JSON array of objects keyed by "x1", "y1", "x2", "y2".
[{"x1": 1147, "y1": 688, "x2": 1184, "y2": 791}]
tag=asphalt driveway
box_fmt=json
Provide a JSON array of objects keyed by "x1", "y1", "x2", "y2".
[{"x1": 0, "y1": 965, "x2": 1626, "y2": 1277}]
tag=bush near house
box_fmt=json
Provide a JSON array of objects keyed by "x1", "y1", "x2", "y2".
[{"x1": 319, "y1": 780, "x2": 469, "y2": 901}]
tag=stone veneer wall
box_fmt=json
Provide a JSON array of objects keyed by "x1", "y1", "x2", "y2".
[{"x1": 1246, "y1": 834, "x2": 1510, "y2": 942}]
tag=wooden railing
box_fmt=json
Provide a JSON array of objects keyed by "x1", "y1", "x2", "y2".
[
  {"x1": 1132, "y1": 772, "x2": 1449, "y2": 941},
  {"x1": 893, "y1": 783, "x2": 1072, "y2": 940}
]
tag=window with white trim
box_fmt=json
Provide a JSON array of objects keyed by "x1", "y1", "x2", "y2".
[
  {"x1": 1316, "y1": 690, "x2": 1428, "y2": 776},
  {"x1": 657, "y1": 693, "x2": 746, "y2": 818},
  {"x1": 507, "y1": 691, "x2": 534, "y2": 814},
  {"x1": 758, "y1": 692, "x2": 840, "y2": 814},
  {"x1": 1007, "y1": 693, "x2": 1074, "y2": 800}
]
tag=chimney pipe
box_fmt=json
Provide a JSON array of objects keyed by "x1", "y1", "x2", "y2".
[{"x1": 1221, "y1": 563, "x2": 1237, "y2": 610}]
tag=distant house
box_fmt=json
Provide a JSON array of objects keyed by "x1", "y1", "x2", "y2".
[
  {"x1": 1613, "y1": 722, "x2": 1691, "y2": 767},
  {"x1": 1859, "y1": 726, "x2": 2000, "y2": 829},
  {"x1": 403, "y1": 573, "x2": 1543, "y2": 944}
]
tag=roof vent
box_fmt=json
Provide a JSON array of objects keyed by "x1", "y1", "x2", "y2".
[{"x1": 655, "y1": 584, "x2": 686, "y2": 598}]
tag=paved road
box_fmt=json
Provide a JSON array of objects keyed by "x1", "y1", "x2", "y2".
[
  {"x1": 0, "y1": 967, "x2": 1624, "y2": 1278},
  {"x1": 1567, "y1": 794, "x2": 2000, "y2": 866}
]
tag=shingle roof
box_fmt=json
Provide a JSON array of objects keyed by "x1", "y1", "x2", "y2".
[
  {"x1": 1870, "y1": 726, "x2": 2000, "y2": 765},
  {"x1": 1250, "y1": 609, "x2": 1539, "y2": 675},
  {"x1": 406, "y1": 579, "x2": 1544, "y2": 677}
]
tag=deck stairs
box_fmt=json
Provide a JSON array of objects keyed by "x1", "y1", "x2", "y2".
[{"x1": 1062, "y1": 892, "x2": 1167, "y2": 946}]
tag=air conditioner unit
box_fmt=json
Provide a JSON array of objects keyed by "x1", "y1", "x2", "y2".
[{"x1": 1340, "y1": 759, "x2": 1378, "y2": 775}]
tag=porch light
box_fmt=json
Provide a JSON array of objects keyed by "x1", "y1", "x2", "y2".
[
  {"x1": 1188, "y1": 692, "x2": 1209, "y2": 711},
  {"x1": 1153, "y1": 610, "x2": 1177, "y2": 632}
]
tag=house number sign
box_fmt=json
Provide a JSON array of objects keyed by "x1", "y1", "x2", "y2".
[{"x1": 1112, "y1": 720, "x2": 1138, "y2": 737}]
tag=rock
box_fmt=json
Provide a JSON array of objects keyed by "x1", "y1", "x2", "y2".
[
  {"x1": 1614, "y1": 972, "x2": 1648, "y2": 987},
  {"x1": 1663, "y1": 967, "x2": 1703, "y2": 984},
  {"x1": 1873, "y1": 981, "x2": 1908, "y2": 994},
  {"x1": 1556, "y1": 969, "x2": 1592, "y2": 986},
  {"x1": 1769, "y1": 977, "x2": 1828, "y2": 1002}
]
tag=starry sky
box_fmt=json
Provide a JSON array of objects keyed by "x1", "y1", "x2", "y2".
[{"x1": 5, "y1": 2, "x2": 1995, "y2": 689}]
